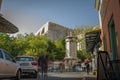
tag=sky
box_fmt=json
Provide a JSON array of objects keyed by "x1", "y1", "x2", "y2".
[{"x1": 1, "y1": 0, "x2": 99, "y2": 35}]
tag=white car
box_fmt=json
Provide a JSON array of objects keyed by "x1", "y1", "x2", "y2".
[
  {"x1": 16, "y1": 56, "x2": 38, "y2": 78},
  {"x1": 0, "y1": 49, "x2": 21, "y2": 80}
]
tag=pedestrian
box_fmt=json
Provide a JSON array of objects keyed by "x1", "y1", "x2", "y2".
[
  {"x1": 38, "y1": 54, "x2": 49, "y2": 79},
  {"x1": 81, "y1": 62, "x2": 86, "y2": 71},
  {"x1": 38, "y1": 54, "x2": 46, "y2": 78},
  {"x1": 38, "y1": 54, "x2": 42, "y2": 72},
  {"x1": 59, "y1": 60, "x2": 65, "y2": 73},
  {"x1": 44, "y1": 55, "x2": 49, "y2": 76},
  {"x1": 86, "y1": 62, "x2": 90, "y2": 74},
  {"x1": 84, "y1": 58, "x2": 90, "y2": 74}
]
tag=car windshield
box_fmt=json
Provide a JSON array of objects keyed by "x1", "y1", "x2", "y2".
[{"x1": 16, "y1": 57, "x2": 34, "y2": 61}]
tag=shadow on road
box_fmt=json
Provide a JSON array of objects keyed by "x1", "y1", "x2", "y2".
[
  {"x1": 37, "y1": 75, "x2": 83, "y2": 80},
  {"x1": 21, "y1": 75, "x2": 36, "y2": 79}
]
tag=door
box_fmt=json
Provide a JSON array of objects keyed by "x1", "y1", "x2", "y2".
[
  {"x1": 4, "y1": 51, "x2": 17, "y2": 76},
  {"x1": 108, "y1": 17, "x2": 119, "y2": 79},
  {"x1": 0, "y1": 50, "x2": 6, "y2": 77},
  {"x1": 109, "y1": 17, "x2": 118, "y2": 60}
]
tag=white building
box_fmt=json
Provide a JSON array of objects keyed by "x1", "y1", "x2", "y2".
[{"x1": 35, "y1": 21, "x2": 71, "y2": 41}]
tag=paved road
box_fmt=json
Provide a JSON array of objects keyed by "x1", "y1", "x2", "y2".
[{"x1": 1, "y1": 72, "x2": 95, "y2": 80}]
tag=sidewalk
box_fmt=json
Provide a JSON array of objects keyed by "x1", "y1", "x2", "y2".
[
  {"x1": 82, "y1": 72, "x2": 97, "y2": 80},
  {"x1": 47, "y1": 71, "x2": 97, "y2": 80}
]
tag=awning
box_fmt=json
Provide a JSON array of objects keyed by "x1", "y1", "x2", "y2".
[
  {"x1": 85, "y1": 30, "x2": 101, "y2": 52},
  {"x1": 0, "y1": 15, "x2": 19, "y2": 33}
]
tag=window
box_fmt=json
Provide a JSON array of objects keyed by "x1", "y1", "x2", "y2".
[
  {"x1": 95, "y1": 0, "x2": 100, "y2": 10},
  {"x1": 100, "y1": 4, "x2": 104, "y2": 18},
  {"x1": 119, "y1": 0, "x2": 120, "y2": 6},
  {"x1": 4, "y1": 51, "x2": 13, "y2": 62},
  {"x1": 16, "y1": 57, "x2": 34, "y2": 61},
  {"x1": 0, "y1": 50, "x2": 3, "y2": 59},
  {"x1": 108, "y1": 16, "x2": 118, "y2": 60},
  {"x1": 41, "y1": 28, "x2": 45, "y2": 34}
]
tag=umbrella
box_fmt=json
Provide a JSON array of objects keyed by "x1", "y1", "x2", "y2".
[{"x1": 0, "y1": 15, "x2": 19, "y2": 33}]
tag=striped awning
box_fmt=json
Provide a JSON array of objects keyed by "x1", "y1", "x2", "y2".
[{"x1": 0, "y1": 15, "x2": 19, "y2": 33}]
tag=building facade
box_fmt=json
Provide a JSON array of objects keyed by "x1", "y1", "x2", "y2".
[
  {"x1": 95, "y1": 0, "x2": 120, "y2": 79},
  {"x1": 35, "y1": 22, "x2": 71, "y2": 41},
  {"x1": 95, "y1": 0, "x2": 120, "y2": 61}
]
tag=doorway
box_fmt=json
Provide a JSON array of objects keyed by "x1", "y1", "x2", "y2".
[{"x1": 108, "y1": 17, "x2": 118, "y2": 60}]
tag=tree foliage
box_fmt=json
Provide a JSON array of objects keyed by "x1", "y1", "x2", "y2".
[
  {"x1": 0, "y1": 33, "x2": 66, "y2": 60},
  {"x1": 0, "y1": 25, "x2": 99, "y2": 61},
  {"x1": 74, "y1": 25, "x2": 100, "y2": 61},
  {"x1": 54, "y1": 38, "x2": 66, "y2": 60}
]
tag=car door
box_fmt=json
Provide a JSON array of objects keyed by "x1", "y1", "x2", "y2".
[
  {"x1": 0, "y1": 50, "x2": 7, "y2": 77},
  {"x1": 4, "y1": 51, "x2": 17, "y2": 76}
]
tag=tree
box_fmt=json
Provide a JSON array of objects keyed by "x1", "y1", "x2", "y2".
[
  {"x1": 26, "y1": 35, "x2": 48, "y2": 56},
  {"x1": 0, "y1": 25, "x2": 99, "y2": 60},
  {"x1": 46, "y1": 40, "x2": 56, "y2": 60},
  {"x1": 74, "y1": 25, "x2": 100, "y2": 61},
  {"x1": 54, "y1": 38, "x2": 66, "y2": 60},
  {"x1": 77, "y1": 50, "x2": 91, "y2": 61}
]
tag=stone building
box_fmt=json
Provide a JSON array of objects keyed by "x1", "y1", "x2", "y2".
[{"x1": 35, "y1": 21, "x2": 71, "y2": 41}]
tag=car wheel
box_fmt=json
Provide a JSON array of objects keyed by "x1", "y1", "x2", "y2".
[{"x1": 15, "y1": 70, "x2": 21, "y2": 80}]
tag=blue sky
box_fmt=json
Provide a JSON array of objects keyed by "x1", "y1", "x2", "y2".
[{"x1": 1, "y1": 0, "x2": 99, "y2": 34}]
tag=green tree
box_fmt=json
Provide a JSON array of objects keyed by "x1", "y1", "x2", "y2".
[
  {"x1": 54, "y1": 38, "x2": 66, "y2": 60},
  {"x1": 46, "y1": 40, "x2": 56, "y2": 60},
  {"x1": 26, "y1": 35, "x2": 48, "y2": 56},
  {"x1": 77, "y1": 50, "x2": 91, "y2": 61},
  {"x1": 0, "y1": 25, "x2": 99, "y2": 60},
  {"x1": 13, "y1": 34, "x2": 27, "y2": 56},
  {"x1": 74, "y1": 25, "x2": 100, "y2": 61}
]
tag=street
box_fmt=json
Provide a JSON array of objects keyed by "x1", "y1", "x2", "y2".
[{"x1": 1, "y1": 72, "x2": 94, "y2": 80}]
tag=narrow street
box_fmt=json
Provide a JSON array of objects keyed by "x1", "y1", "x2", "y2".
[{"x1": 1, "y1": 72, "x2": 96, "y2": 80}]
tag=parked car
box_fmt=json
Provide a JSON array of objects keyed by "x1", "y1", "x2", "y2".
[
  {"x1": 0, "y1": 49, "x2": 21, "y2": 80},
  {"x1": 16, "y1": 56, "x2": 38, "y2": 78}
]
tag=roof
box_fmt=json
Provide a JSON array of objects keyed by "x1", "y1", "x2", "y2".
[
  {"x1": 0, "y1": 15, "x2": 19, "y2": 33},
  {"x1": 94, "y1": 0, "x2": 100, "y2": 11},
  {"x1": 85, "y1": 30, "x2": 101, "y2": 52}
]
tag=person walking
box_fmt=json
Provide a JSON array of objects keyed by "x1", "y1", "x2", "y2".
[
  {"x1": 38, "y1": 54, "x2": 49, "y2": 80},
  {"x1": 86, "y1": 62, "x2": 90, "y2": 74},
  {"x1": 59, "y1": 60, "x2": 65, "y2": 73},
  {"x1": 84, "y1": 58, "x2": 90, "y2": 74},
  {"x1": 38, "y1": 54, "x2": 42, "y2": 80},
  {"x1": 44, "y1": 55, "x2": 49, "y2": 76},
  {"x1": 38, "y1": 54, "x2": 45, "y2": 78}
]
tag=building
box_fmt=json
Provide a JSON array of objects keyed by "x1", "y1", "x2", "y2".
[
  {"x1": 95, "y1": 0, "x2": 120, "y2": 79},
  {"x1": 0, "y1": 0, "x2": 18, "y2": 33},
  {"x1": 35, "y1": 21, "x2": 71, "y2": 41},
  {"x1": 95, "y1": 0, "x2": 120, "y2": 60}
]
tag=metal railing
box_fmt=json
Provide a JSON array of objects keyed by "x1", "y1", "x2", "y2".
[
  {"x1": 109, "y1": 60, "x2": 120, "y2": 80},
  {"x1": 97, "y1": 51, "x2": 120, "y2": 80}
]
